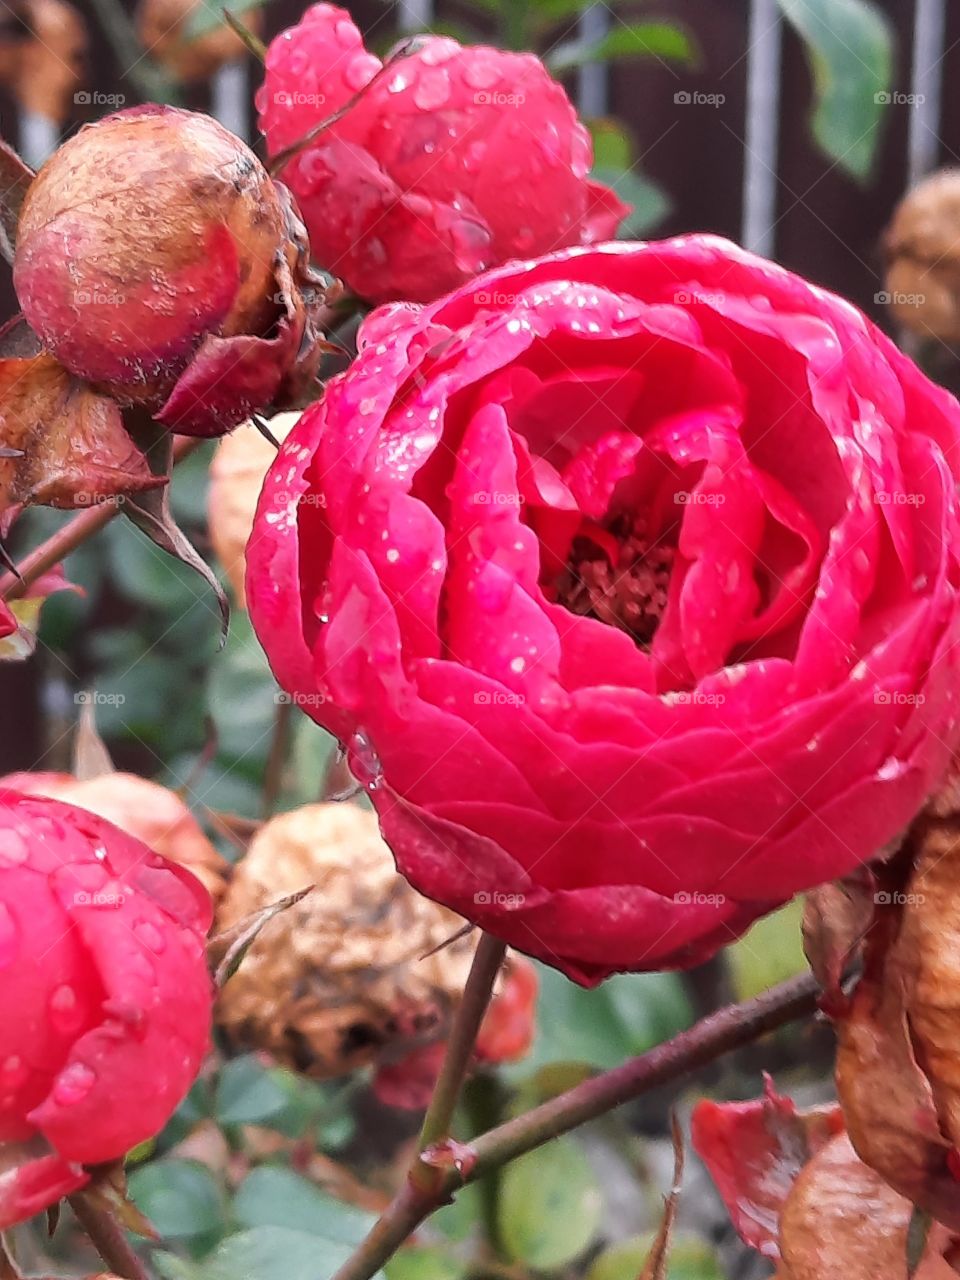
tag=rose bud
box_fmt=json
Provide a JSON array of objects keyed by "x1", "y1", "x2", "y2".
[
  {"x1": 257, "y1": 4, "x2": 629, "y2": 305},
  {"x1": 215, "y1": 802, "x2": 478, "y2": 1079},
  {"x1": 0, "y1": 789, "x2": 213, "y2": 1227},
  {"x1": 208, "y1": 412, "x2": 300, "y2": 606},
  {"x1": 13, "y1": 105, "x2": 327, "y2": 437},
  {"x1": 0, "y1": 770, "x2": 229, "y2": 901},
  {"x1": 884, "y1": 169, "x2": 960, "y2": 344},
  {"x1": 247, "y1": 235, "x2": 960, "y2": 986}
]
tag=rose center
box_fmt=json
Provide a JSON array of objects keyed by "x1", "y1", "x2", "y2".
[{"x1": 554, "y1": 517, "x2": 674, "y2": 648}]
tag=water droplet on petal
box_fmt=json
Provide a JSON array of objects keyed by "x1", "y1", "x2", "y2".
[
  {"x1": 49, "y1": 985, "x2": 84, "y2": 1036},
  {"x1": 414, "y1": 68, "x2": 450, "y2": 111},
  {"x1": 0, "y1": 829, "x2": 27, "y2": 866},
  {"x1": 52, "y1": 1062, "x2": 96, "y2": 1107},
  {"x1": 348, "y1": 730, "x2": 383, "y2": 790}
]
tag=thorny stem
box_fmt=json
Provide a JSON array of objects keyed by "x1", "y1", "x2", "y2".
[
  {"x1": 330, "y1": 970, "x2": 822, "y2": 1280},
  {"x1": 0, "y1": 437, "x2": 201, "y2": 603},
  {"x1": 68, "y1": 1194, "x2": 151, "y2": 1280}
]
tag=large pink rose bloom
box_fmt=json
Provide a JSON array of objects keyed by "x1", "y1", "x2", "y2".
[
  {"x1": 256, "y1": 4, "x2": 628, "y2": 305},
  {"x1": 248, "y1": 236, "x2": 960, "y2": 986}
]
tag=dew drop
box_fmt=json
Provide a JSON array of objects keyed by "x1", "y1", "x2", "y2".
[
  {"x1": 52, "y1": 1062, "x2": 96, "y2": 1107},
  {"x1": 348, "y1": 730, "x2": 383, "y2": 790},
  {"x1": 135, "y1": 920, "x2": 166, "y2": 955},
  {"x1": 48, "y1": 984, "x2": 85, "y2": 1036},
  {"x1": 0, "y1": 830, "x2": 28, "y2": 866},
  {"x1": 414, "y1": 68, "x2": 450, "y2": 111}
]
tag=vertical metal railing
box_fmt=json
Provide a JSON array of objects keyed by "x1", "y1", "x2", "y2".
[{"x1": 742, "y1": 0, "x2": 783, "y2": 257}]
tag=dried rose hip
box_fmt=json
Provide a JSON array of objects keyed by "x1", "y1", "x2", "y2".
[{"x1": 13, "y1": 105, "x2": 327, "y2": 436}]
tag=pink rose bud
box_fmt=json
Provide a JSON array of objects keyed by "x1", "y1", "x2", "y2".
[
  {"x1": 257, "y1": 3, "x2": 629, "y2": 304},
  {"x1": 13, "y1": 105, "x2": 327, "y2": 437},
  {"x1": 0, "y1": 789, "x2": 212, "y2": 1226},
  {"x1": 246, "y1": 235, "x2": 960, "y2": 986}
]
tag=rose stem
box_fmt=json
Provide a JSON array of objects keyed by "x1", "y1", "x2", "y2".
[
  {"x1": 330, "y1": 969, "x2": 821, "y2": 1280},
  {"x1": 414, "y1": 932, "x2": 507, "y2": 1177},
  {"x1": 68, "y1": 1195, "x2": 151, "y2": 1280},
  {"x1": 0, "y1": 437, "x2": 201, "y2": 603}
]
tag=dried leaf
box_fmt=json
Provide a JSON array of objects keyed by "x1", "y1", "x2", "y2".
[
  {"x1": 210, "y1": 885, "x2": 314, "y2": 987},
  {"x1": 121, "y1": 416, "x2": 229, "y2": 642},
  {"x1": 895, "y1": 798, "x2": 960, "y2": 1152},
  {"x1": 71, "y1": 701, "x2": 115, "y2": 781},
  {"x1": 639, "y1": 1113, "x2": 684, "y2": 1280},
  {"x1": 0, "y1": 139, "x2": 33, "y2": 265},
  {"x1": 802, "y1": 870, "x2": 874, "y2": 1012},
  {"x1": 833, "y1": 874, "x2": 960, "y2": 1229},
  {"x1": 691, "y1": 1076, "x2": 843, "y2": 1260},
  {"x1": 78, "y1": 1166, "x2": 159, "y2": 1241},
  {"x1": 780, "y1": 1134, "x2": 957, "y2": 1280},
  {"x1": 0, "y1": 353, "x2": 160, "y2": 510}
]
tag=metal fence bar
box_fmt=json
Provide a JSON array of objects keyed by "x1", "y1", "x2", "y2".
[
  {"x1": 397, "y1": 0, "x2": 433, "y2": 34},
  {"x1": 907, "y1": 0, "x2": 946, "y2": 183},
  {"x1": 18, "y1": 110, "x2": 58, "y2": 167},
  {"x1": 741, "y1": 0, "x2": 783, "y2": 257},
  {"x1": 212, "y1": 61, "x2": 252, "y2": 140},
  {"x1": 576, "y1": 3, "x2": 610, "y2": 119}
]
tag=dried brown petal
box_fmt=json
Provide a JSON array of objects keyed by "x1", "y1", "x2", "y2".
[
  {"x1": 834, "y1": 882, "x2": 960, "y2": 1229},
  {"x1": 215, "y1": 802, "x2": 478, "y2": 1078},
  {"x1": 802, "y1": 871, "x2": 874, "y2": 1011},
  {"x1": 0, "y1": 352, "x2": 159, "y2": 510},
  {"x1": 885, "y1": 170, "x2": 960, "y2": 342},
  {"x1": 780, "y1": 1134, "x2": 958, "y2": 1280}
]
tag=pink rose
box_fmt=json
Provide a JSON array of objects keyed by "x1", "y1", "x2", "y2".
[
  {"x1": 257, "y1": 4, "x2": 628, "y2": 304},
  {"x1": 247, "y1": 236, "x2": 960, "y2": 985},
  {"x1": 0, "y1": 790, "x2": 212, "y2": 1225}
]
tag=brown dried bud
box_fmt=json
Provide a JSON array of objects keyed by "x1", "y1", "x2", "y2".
[
  {"x1": 136, "y1": 0, "x2": 261, "y2": 82},
  {"x1": 0, "y1": 770, "x2": 228, "y2": 901},
  {"x1": 14, "y1": 106, "x2": 327, "y2": 436},
  {"x1": 884, "y1": 169, "x2": 960, "y2": 342},
  {"x1": 215, "y1": 802, "x2": 477, "y2": 1078},
  {"x1": 208, "y1": 413, "x2": 300, "y2": 605}
]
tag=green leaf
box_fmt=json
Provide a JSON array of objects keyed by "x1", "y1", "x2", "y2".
[
  {"x1": 207, "y1": 609, "x2": 278, "y2": 765},
  {"x1": 548, "y1": 23, "x2": 695, "y2": 73},
  {"x1": 127, "y1": 1160, "x2": 227, "y2": 1242},
  {"x1": 588, "y1": 1234, "x2": 723, "y2": 1280},
  {"x1": 385, "y1": 1247, "x2": 467, "y2": 1280},
  {"x1": 169, "y1": 1226, "x2": 362, "y2": 1280},
  {"x1": 729, "y1": 898, "x2": 806, "y2": 1001},
  {"x1": 216, "y1": 1056, "x2": 291, "y2": 1126},
  {"x1": 591, "y1": 166, "x2": 671, "y2": 237},
  {"x1": 234, "y1": 1168, "x2": 374, "y2": 1245},
  {"x1": 497, "y1": 1139, "x2": 602, "y2": 1269},
  {"x1": 185, "y1": 0, "x2": 267, "y2": 41},
  {"x1": 776, "y1": 0, "x2": 893, "y2": 181}
]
